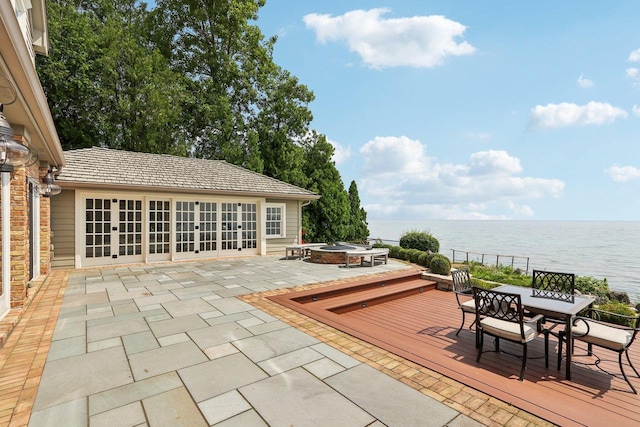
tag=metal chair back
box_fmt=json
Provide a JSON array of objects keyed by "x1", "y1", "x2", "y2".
[{"x1": 531, "y1": 270, "x2": 575, "y2": 302}]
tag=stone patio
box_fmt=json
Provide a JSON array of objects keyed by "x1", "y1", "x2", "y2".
[{"x1": 0, "y1": 256, "x2": 546, "y2": 426}]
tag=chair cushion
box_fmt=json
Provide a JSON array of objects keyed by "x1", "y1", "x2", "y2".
[
  {"x1": 573, "y1": 320, "x2": 634, "y2": 351},
  {"x1": 460, "y1": 299, "x2": 476, "y2": 313},
  {"x1": 480, "y1": 317, "x2": 539, "y2": 343}
]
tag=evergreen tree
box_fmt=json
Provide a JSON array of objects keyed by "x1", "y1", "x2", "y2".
[
  {"x1": 347, "y1": 180, "x2": 369, "y2": 242},
  {"x1": 301, "y1": 133, "x2": 350, "y2": 243}
]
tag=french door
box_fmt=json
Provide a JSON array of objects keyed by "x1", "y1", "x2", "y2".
[
  {"x1": 84, "y1": 197, "x2": 144, "y2": 266},
  {"x1": 81, "y1": 194, "x2": 260, "y2": 266}
]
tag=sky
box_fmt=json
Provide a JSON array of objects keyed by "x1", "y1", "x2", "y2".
[{"x1": 255, "y1": 1, "x2": 640, "y2": 221}]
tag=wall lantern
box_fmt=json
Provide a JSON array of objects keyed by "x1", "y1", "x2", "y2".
[
  {"x1": 0, "y1": 107, "x2": 35, "y2": 171},
  {"x1": 41, "y1": 169, "x2": 61, "y2": 197}
]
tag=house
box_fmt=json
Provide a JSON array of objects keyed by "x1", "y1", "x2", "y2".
[
  {"x1": 51, "y1": 147, "x2": 320, "y2": 268},
  {"x1": 0, "y1": 0, "x2": 65, "y2": 320}
]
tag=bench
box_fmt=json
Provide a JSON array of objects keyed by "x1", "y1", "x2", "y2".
[
  {"x1": 344, "y1": 248, "x2": 389, "y2": 268},
  {"x1": 285, "y1": 243, "x2": 326, "y2": 259}
]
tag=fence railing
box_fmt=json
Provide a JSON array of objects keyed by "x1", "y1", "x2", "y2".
[
  {"x1": 369, "y1": 238, "x2": 531, "y2": 274},
  {"x1": 450, "y1": 249, "x2": 530, "y2": 274}
]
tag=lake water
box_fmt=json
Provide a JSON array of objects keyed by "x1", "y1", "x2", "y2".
[{"x1": 368, "y1": 220, "x2": 640, "y2": 302}]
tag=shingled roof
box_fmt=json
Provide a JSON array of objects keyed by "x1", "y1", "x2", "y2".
[{"x1": 56, "y1": 147, "x2": 319, "y2": 199}]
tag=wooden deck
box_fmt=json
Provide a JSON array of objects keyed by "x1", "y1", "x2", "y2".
[{"x1": 270, "y1": 273, "x2": 640, "y2": 427}]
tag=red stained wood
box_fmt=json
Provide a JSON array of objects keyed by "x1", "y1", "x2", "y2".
[{"x1": 270, "y1": 275, "x2": 640, "y2": 427}]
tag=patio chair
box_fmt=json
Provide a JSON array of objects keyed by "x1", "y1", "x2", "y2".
[
  {"x1": 451, "y1": 269, "x2": 476, "y2": 336},
  {"x1": 530, "y1": 270, "x2": 576, "y2": 333},
  {"x1": 557, "y1": 309, "x2": 640, "y2": 393},
  {"x1": 473, "y1": 287, "x2": 548, "y2": 381},
  {"x1": 531, "y1": 270, "x2": 575, "y2": 301}
]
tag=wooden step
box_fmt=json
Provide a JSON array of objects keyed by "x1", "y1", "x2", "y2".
[
  {"x1": 291, "y1": 270, "x2": 425, "y2": 305},
  {"x1": 317, "y1": 279, "x2": 437, "y2": 314}
]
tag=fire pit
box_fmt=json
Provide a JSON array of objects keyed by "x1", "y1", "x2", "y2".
[{"x1": 310, "y1": 244, "x2": 363, "y2": 264}]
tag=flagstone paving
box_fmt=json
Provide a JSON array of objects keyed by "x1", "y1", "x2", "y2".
[{"x1": 0, "y1": 256, "x2": 552, "y2": 426}]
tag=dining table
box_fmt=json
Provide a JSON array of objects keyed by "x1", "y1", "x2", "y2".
[{"x1": 494, "y1": 284, "x2": 596, "y2": 380}]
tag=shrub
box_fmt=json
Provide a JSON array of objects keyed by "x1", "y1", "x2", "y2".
[
  {"x1": 399, "y1": 230, "x2": 440, "y2": 253},
  {"x1": 424, "y1": 253, "x2": 435, "y2": 267},
  {"x1": 429, "y1": 254, "x2": 451, "y2": 275},
  {"x1": 575, "y1": 276, "x2": 610, "y2": 301},
  {"x1": 397, "y1": 248, "x2": 411, "y2": 261},
  {"x1": 589, "y1": 303, "x2": 638, "y2": 327},
  {"x1": 388, "y1": 246, "x2": 401, "y2": 259},
  {"x1": 417, "y1": 252, "x2": 430, "y2": 266},
  {"x1": 372, "y1": 243, "x2": 392, "y2": 250},
  {"x1": 408, "y1": 249, "x2": 423, "y2": 264}
]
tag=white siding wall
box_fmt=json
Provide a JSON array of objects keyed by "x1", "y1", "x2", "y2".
[
  {"x1": 50, "y1": 189, "x2": 75, "y2": 268},
  {"x1": 264, "y1": 199, "x2": 302, "y2": 255}
]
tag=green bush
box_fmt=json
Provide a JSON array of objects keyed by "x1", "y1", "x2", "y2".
[
  {"x1": 429, "y1": 254, "x2": 451, "y2": 275},
  {"x1": 592, "y1": 303, "x2": 638, "y2": 327},
  {"x1": 575, "y1": 276, "x2": 610, "y2": 301},
  {"x1": 399, "y1": 230, "x2": 440, "y2": 253},
  {"x1": 396, "y1": 248, "x2": 411, "y2": 261},
  {"x1": 408, "y1": 249, "x2": 423, "y2": 264},
  {"x1": 372, "y1": 243, "x2": 392, "y2": 250},
  {"x1": 418, "y1": 252, "x2": 430, "y2": 266},
  {"x1": 388, "y1": 246, "x2": 399, "y2": 259},
  {"x1": 467, "y1": 263, "x2": 531, "y2": 287}
]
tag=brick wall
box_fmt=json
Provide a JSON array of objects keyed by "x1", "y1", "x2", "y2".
[{"x1": 0, "y1": 159, "x2": 52, "y2": 309}]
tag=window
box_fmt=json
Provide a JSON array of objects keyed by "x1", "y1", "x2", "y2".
[{"x1": 265, "y1": 203, "x2": 286, "y2": 238}]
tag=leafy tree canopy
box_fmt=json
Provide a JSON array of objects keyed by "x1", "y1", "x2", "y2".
[{"x1": 39, "y1": 0, "x2": 368, "y2": 242}]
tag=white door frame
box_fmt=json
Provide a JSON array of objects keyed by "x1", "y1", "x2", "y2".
[{"x1": 1, "y1": 172, "x2": 11, "y2": 319}]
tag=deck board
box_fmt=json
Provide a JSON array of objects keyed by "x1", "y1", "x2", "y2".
[{"x1": 270, "y1": 280, "x2": 640, "y2": 427}]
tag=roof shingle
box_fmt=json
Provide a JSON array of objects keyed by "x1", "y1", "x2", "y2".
[{"x1": 56, "y1": 147, "x2": 319, "y2": 199}]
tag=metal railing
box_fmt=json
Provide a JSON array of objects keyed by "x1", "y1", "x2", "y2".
[
  {"x1": 450, "y1": 249, "x2": 530, "y2": 274},
  {"x1": 368, "y1": 238, "x2": 530, "y2": 274}
]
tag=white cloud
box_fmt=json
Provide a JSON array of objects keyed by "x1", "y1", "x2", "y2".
[
  {"x1": 629, "y1": 49, "x2": 640, "y2": 62},
  {"x1": 303, "y1": 8, "x2": 476, "y2": 69},
  {"x1": 633, "y1": 105, "x2": 640, "y2": 117},
  {"x1": 327, "y1": 138, "x2": 351, "y2": 164},
  {"x1": 468, "y1": 150, "x2": 522, "y2": 176},
  {"x1": 358, "y1": 137, "x2": 564, "y2": 219},
  {"x1": 577, "y1": 73, "x2": 594, "y2": 88},
  {"x1": 605, "y1": 165, "x2": 640, "y2": 182},
  {"x1": 529, "y1": 101, "x2": 627, "y2": 129},
  {"x1": 626, "y1": 67, "x2": 639, "y2": 79},
  {"x1": 360, "y1": 135, "x2": 431, "y2": 175}
]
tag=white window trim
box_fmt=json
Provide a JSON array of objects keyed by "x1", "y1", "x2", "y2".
[{"x1": 265, "y1": 203, "x2": 286, "y2": 239}]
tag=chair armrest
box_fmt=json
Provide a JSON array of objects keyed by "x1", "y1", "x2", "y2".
[
  {"x1": 529, "y1": 314, "x2": 545, "y2": 332},
  {"x1": 573, "y1": 312, "x2": 640, "y2": 332}
]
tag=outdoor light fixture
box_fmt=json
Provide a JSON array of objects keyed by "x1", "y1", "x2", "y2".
[
  {"x1": 41, "y1": 169, "x2": 61, "y2": 197},
  {"x1": 0, "y1": 104, "x2": 37, "y2": 170}
]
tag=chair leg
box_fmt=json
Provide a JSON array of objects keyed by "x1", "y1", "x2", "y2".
[
  {"x1": 619, "y1": 351, "x2": 638, "y2": 394},
  {"x1": 557, "y1": 332, "x2": 564, "y2": 370},
  {"x1": 625, "y1": 350, "x2": 640, "y2": 378},
  {"x1": 476, "y1": 331, "x2": 484, "y2": 363},
  {"x1": 494, "y1": 337, "x2": 500, "y2": 352},
  {"x1": 456, "y1": 311, "x2": 466, "y2": 336},
  {"x1": 519, "y1": 343, "x2": 528, "y2": 381},
  {"x1": 544, "y1": 331, "x2": 549, "y2": 368}
]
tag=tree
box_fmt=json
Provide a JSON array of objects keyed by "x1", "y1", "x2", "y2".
[
  {"x1": 38, "y1": 0, "x2": 191, "y2": 154},
  {"x1": 346, "y1": 181, "x2": 369, "y2": 242},
  {"x1": 301, "y1": 133, "x2": 350, "y2": 243},
  {"x1": 151, "y1": 0, "x2": 315, "y2": 178}
]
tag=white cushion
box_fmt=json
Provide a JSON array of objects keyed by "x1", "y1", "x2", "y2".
[
  {"x1": 573, "y1": 320, "x2": 634, "y2": 351},
  {"x1": 460, "y1": 299, "x2": 476, "y2": 313},
  {"x1": 481, "y1": 317, "x2": 540, "y2": 343}
]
